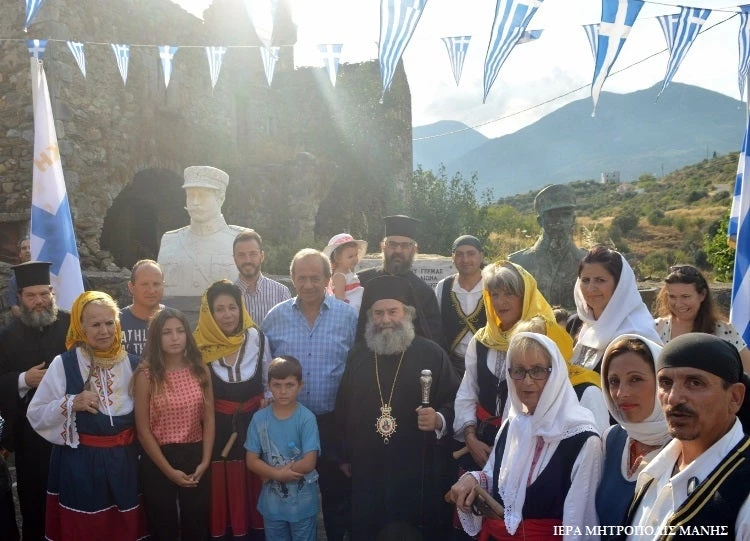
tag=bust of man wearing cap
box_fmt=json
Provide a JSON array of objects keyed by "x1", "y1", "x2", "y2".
[
  {"x1": 158, "y1": 166, "x2": 250, "y2": 297},
  {"x1": 624, "y1": 334, "x2": 750, "y2": 538},
  {"x1": 509, "y1": 184, "x2": 586, "y2": 309}
]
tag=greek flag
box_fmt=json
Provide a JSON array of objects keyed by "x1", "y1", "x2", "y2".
[
  {"x1": 26, "y1": 39, "x2": 47, "y2": 60},
  {"x1": 260, "y1": 46, "x2": 280, "y2": 87},
  {"x1": 205, "y1": 46, "x2": 227, "y2": 89},
  {"x1": 244, "y1": 0, "x2": 277, "y2": 49},
  {"x1": 379, "y1": 0, "x2": 429, "y2": 100},
  {"x1": 318, "y1": 44, "x2": 343, "y2": 87},
  {"x1": 158, "y1": 46, "x2": 178, "y2": 89},
  {"x1": 66, "y1": 41, "x2": 86, "y2": 78},
  {"x1": 25, "y1": 0, "x2": 45, "y2": 31},
  {"x1": 656, "y1": 13, "x2": 679, "y2": 51},
  {"x1": 29, "y1": 59, "x2": 84, "y2": 311},
  {"x1": 111, "y1": 44, "x2": 130, "y2": 85},
  {"x1": 441, "y1": 36, "x2": 471, "y2": 86},
  {"x1": 483, "y1": 0, "x2": 544, "y2": 104},
  {"x1": 657, "y1": 7, "x2": 711, "y2": 98},
  {"x1": 591, "y1": 0, "x2": 644, "y2": 114},
  {"x1": 583, "y1": 24, "x2": 599, "y2": 59},
  {"x1": 738, "y1": 7, "x2": 750, "y2": 101},
  {"x1": 730, "y1": 115, "x2": 750, "y2": 345}
]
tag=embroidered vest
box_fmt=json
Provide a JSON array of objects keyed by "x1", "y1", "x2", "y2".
[
  {"x1": 440, "y1": 276, "x2": 486, "y2": 355},
  {"x1": 476, "y1": 341, "x2": 506, "y2": 446}
]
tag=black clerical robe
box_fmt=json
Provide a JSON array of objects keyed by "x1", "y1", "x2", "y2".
[
  {"x1": 335, "y1": 336, "x2": 459, "y2": 541},
  {"x1": 358, "y1": 267, "x2": 444, "y2": 346},
  {"x1": 0, "y1": 313, "x2": 70, "y2": 541}
]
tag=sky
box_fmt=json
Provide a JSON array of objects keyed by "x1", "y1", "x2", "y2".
[{"x1": 173, "y1": 0, "x2": 744, "y2": 138}]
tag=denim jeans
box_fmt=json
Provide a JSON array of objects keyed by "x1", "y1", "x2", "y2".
[{"x1": 263, "y1": 515, "x2": 317, "y2": 541}]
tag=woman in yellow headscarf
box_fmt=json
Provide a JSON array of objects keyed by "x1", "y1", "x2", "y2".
[
  {"x1": 193, "y1": 279, "x2": 271, "y2": 540},
  {"x1": 27, "y1": 291, "x2": 147, "y2": 540}
]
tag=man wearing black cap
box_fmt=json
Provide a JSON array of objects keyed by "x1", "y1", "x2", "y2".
[
  {"x1": 623, "y1": 334, "x2": 750, "y2": 538},
  {"x1": 435, "y1": 235, "x2": 487, "y2": 377},
  {"x1": 358, "y1": 215, "x2": 444, "y2": 344},
  {"x1": 0, "y1": 261, "x2": 70, "y2": 541},
  {"x1": 336, "y1": 275, "x2": 459, "y2": 540},
  {"x1": 509, "y1": 184, "x2": 587, "y2": 309}
]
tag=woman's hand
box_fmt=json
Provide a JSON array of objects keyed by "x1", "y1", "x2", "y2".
[
  {"x1": 168, "y1": 468, "x2": 199, "y2": 488},
  {"x1": 189, "y1": 462, "x2": 209, "y2": 484},
  {"x1": 465, "y1": 432, "x2": 492, "y2": 468},
  {"x1": 72, "y1": 390, "x2": 100, "y2": 413},
  {"x1": 449, "y1": 474, "x2": 479, "y2": 513}
]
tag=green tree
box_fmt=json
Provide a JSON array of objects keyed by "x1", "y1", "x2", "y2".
[{"x1": 704, "y1": 211, "x2": 735, "y2": 282}]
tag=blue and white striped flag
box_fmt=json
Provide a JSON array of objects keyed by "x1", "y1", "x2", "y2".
[
  {"x1": 482, "y1": 0, "x2": 544, "y2": 104},
  {"x1": 379, "y1": 0, "x2": 429, "y2": 100},
  {"x1": 111, "y1": 44, "x2": 130, "y2": 85},
  {"x1": 591, "y1": 0, "x2": 644, "y2": 114},
  {"x1": 25, "y1": 0, "x2": 45, "y2": 31},
  {"x1": 656, "y1": 13, "x2": 679, "y2": 52},
  {"x1": 205, "y1": 46, "x2": 227, "y2": 89},
  {"x1": 517, "y1": 28, "x2": 543, "y2": 44},
  {"x1": 158, "y1": 46, "x2": 179, "y2": 89},
  {"x1": 66, "y1": 41, "x2": 86, "y2": 78},
  {"x1": 657, "y1": 7, "x2": 711, "y2": 97},
  {"x1": 29, "y1": 59, "x2": 84, "y2": 311},
  {"x1": 26, "y1": 39, "x2": 47, "y2": 60},
  {"x1": 260, "y1": 46, "x2": 280, "y2": 87},
  {"x1": 738, "y1": 7, "x2": 750, "y2": 101},
  {"x1": 441, "y1": 36, "x2": 471, "y2": 86},
  {"x1": 729, "y1": 115, "x2": 750, "y2": 345},
  {"x1": 318, "y1": 44, "x2": 343, "y2": 87},
  {"x1": 244, "y1": 0, "x2": 277, "y2": 50},
  {"x1": 583, "y1": 23, "x2": 599, "y2": 59}
]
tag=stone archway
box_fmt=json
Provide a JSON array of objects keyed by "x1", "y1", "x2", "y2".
[{"x1": 100, "y1": 168, "x2": 186, "y2": 269}]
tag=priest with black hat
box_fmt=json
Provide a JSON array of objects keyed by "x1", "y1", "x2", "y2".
[
  {"x1": 335, "y1": 275, "x2": 459, "y2": 541},
  {"x1": 0, "y1": 261, "x2": 70, "y2": 541},
  {"x1": 358, "y1": 215, "x2": 444, "y2": 346}
]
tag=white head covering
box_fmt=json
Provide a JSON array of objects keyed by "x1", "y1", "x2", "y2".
[
  {"x1": 498, "y1": 332, "x2": 599, "y2": 535},
  {"x1": 600, "y1": 334, "x2": 671, "y2": 447},
  {"x1": 574, "y1": 251, "x2": 661, "y2": 350}
]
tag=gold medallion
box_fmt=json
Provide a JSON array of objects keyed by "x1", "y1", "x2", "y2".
[{"x1": 375, "y1": 405, "x2": 397, "y2": 444}]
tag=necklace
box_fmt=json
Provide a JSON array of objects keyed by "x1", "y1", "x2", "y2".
[
  {"x1": 374, "y1": 351, "x2": 405, "y2": 444},
  {"x1": 628, "y1": 440, "x2": 661, "y2": 477}
]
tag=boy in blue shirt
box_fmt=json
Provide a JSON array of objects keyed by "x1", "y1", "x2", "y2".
[{"x1": 245, "y1": 356, "x2": 320, "y2": 541}]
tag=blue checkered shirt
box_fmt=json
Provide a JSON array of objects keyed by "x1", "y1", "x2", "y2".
[{"x1": 261, "y1": 295, "x2": 358, "y2": 415}]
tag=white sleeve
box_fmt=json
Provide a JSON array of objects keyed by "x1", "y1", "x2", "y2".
[
  {"x1": 453, "y1": 338, "x2": 480, "y2": 440},
  {"x1": 26, "y1": 355, "x2": 79, "y2": 447},
  {"x1": 737, "y1": 496, "x2": 750, "y2": 541},
  {"x1": 563, "y1": 434, "x2": 602, "y2": 540},
  {"x1": 17, "y1": 373, "x2": 30, "y2": 399},
  {"x1": 435, "y1": 278, "x2": 444, "y2": 306},
  {"x1": 579, "y1": 386, "x2": 610, "y2": 436}
]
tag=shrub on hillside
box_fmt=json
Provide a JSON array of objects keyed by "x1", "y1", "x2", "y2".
[
  {"x1": 704, "y1": 212, "x2": 734, "y2": 282},
  {"x1": 611, "y1": 210, "x2": 639, "y2": 235}
]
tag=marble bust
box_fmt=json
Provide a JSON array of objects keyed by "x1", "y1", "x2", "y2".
[
  {"x1": 157, "y1": 166, "x2": 250, "y2": 297},
  {"x1": 508, "y1": 184, "x2": 587, "y2": 309}
]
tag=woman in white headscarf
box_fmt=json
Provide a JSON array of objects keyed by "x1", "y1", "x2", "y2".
[
  {"x1": 596, "y1": 334, "x2": 671, "y2": 530},
  {"x1": 572, "y1": 245, "x2": 661, "y2": 373},
  {"x1": 449, "y1": 332, "x2": 602, "y2": 540}
]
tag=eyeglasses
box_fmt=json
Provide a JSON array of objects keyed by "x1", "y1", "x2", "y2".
[
  {"x1": 668, "y1": 265, "x2": 700, "y2": 276},
  {"x1": 508, "y1": 366, "x2": 552, "y2": 380},
  {"x1": 385, "y1": 240, "x2": 415, "y2": 250}
]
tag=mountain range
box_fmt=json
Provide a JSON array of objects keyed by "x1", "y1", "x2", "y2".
[{"x1": 413, "y1": 83, "x2": 745, "y2": 197}]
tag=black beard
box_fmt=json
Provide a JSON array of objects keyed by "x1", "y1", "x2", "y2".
[
  {"x1": 365, "y1": 318, "x2": 415, "y2": 355},
  {"x1": 383, "y1": 253, "x2": 414, "y2": 275},
  {"x1": 20, "y1": 301, "x2": 58, "y2": 328}
]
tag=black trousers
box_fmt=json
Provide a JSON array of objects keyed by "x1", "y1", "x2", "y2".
[
  {"x1": 140, "y1": 442, "x2": 211, "y2": 541},
  {"x1": 317, "y1": 413, "x2": 352, "y2": 541}
]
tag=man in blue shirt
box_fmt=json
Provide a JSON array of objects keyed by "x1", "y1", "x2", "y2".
[{"x1": 262, "y1": 248, "x2": 357, "y2": 541}]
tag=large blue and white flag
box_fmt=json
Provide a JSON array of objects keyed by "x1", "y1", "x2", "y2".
[
  {"x1": 729, "y1": 115, "x2": 750, "y2": 345},
  {"x1": 657, "y1": 7, "x2": 711, "y2": 97},
  {"x1": 379, "y1": 0, "x2": 429, "y2": 100},
  {"x1": 583, "y1": 23, "x2": 599, "y2": 59},
  {"x1": 158, "y1": 46, "x2": 179, "y2": 89},
  {"x1": 441, "y1": 36, "x2": 471, "y2": 87},
  {"x1": 591, "y1": 0, "x2": 644, "y2": 114},
  {"x1": 29, "y1": 59, "x2": 84, "y2": 311},
  {"x1": 205, "y1": 46, "x2": 227, "y2": 89},
  {"x1": 111, "y1": 44, "x2": 130, "y2": 85},
  {"x1": 656, "y1": 13, "x2": 679, "y2": 52},
  {"x1": 26, "y1": 39, "x2": 47, "y2": 60},
  {"x1": 260, "y1": 46, "x2": 280, "y2": 87},
  {"x1": 66, "y1": 41, "x2": 86, "y2": 78},
  {"x1": 244, "y1": 0, "x2": 277, "y2": 50},
  {"x1": 25, "y1": 0, "x2": 45, "y2": 31},
  {"x1": 318, "y1": 44, "x2": 343, "y2": 87},
  {"x1": 738, "y1": 7, "x2": 750, "y2": 101},
  {"x1": 482, "y1": 0, "x2": 544, "y2": 104}
]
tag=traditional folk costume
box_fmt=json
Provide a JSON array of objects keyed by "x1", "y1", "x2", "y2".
[
  {"x1": 0, "y1": 261, "x2": 70, "y2": 541},
  {"x1": 596, "y1": 335, "x2": 671, "y2": 531},
  {"x1": 459, "y1": 333, "x2": 601, "y2": 541},
  {"x1": 572, "y1": 252, "x2": 661, "y2": 373},
  {"x1": 27, "y1": 291, "x2": 147, "y2": 541},
  {"x1": 194, "y1": 292, "x2": 270, "y2": 540},
  {"x1": 335, "y1": 275, "x2": 460, "y2": 541}
]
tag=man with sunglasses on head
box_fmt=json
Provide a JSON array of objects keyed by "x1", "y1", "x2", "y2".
[{"x1": 358, "y1": 215, "x2": 444, "y2": 345}]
